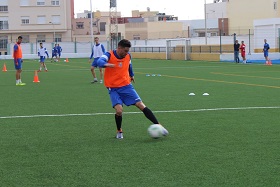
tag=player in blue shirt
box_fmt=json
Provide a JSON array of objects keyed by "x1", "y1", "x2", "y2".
[
  {"x1": 263, "y1": 39, "x2": 270, "y2": 64},
  {"x1": 57, "y1": 44, "x2": 62, "y2": 61},
  {"x1": 37, "y1": 43, "x2": 49, "y2": 72},
  {"x1": 51, "y1": 44, "x2": 58, "y2": 62},
  {"x1": 89, "y1": 37, "x2": 106, "y2": 83}
]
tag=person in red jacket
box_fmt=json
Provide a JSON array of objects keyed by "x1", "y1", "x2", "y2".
[
  {"x1": 240, "y1": 41, "x2": 246, "y2": 64},
  {"x1": 97, "y1": 39, "x2": 169, "y2": 139}
]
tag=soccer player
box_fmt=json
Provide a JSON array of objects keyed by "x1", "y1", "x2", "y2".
[
  {"x1": 13, "y1": 36, "x2": 26, "y2": 86},
  {"x1": 240, "y1": 41, "x2": 246, "y2": 64},
  {"x1": 51, "y1": 44, "x2": 58, "y2": 62},
  {"x1": 37, "y1": 43, "x2": 49, "y2": 72},
  {"x1": 89, "y1": 37, "x2": 106, "y2": 83},
  {"x1": 234, "y1": 40, "x2": 240, "y2": 63},
  {"x1": 263, "y1": 39, "x2": 270, "y2": 64},
  {"x1": 57, "y1": 44, "x2": 62, "y2": 61},
  {"x1": 97, "y1": 39, "x2": 169, "y2": 139}
]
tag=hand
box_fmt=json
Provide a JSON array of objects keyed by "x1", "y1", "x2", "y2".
[
  {"x1": 21, "y1": 60, "x2": 23, "y2": 63},
  {"x1": 88, "y1": 59, "x2": 91, "y2": 63},
  {"x1": 131, "y1": 76, "x2": 135, "y2": 83}
]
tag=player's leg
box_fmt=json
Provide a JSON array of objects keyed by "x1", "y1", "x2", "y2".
[
  {"x1": 91, "y1": 59, "x2": 98, "y2": 83},
  {"x1": 99, "y1": 67, "x2": 103, "y2": 83},
  {"x1": 109, "y1": 88, "x2": 124, "y2": 139},
  {"x1": 114, "y1": 104, "x2": 123, "y2": 139}
]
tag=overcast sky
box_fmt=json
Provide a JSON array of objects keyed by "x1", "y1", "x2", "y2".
[{"x1": 74, "y1": 0, "x2": 214, "y2": 20}]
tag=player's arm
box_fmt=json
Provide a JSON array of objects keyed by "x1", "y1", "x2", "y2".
[
  {"x1": 89, "y1": 47, "x2": 94, "y2": 63},
  {"x1": 45, "y1": 49, "x2": 49, "y2": 58},
  {"x1": 128, "y1": 54, "x2": 135, "y2": 82},
  {"x1": 101, "y1": 44, "x2": 106, "y2": 54},
  {"x1": 97, "y1": 52, "x2": 114, "y2": 68},
  {"x1": 13, "y1": 45, "x2": 18, "y2": 65}
]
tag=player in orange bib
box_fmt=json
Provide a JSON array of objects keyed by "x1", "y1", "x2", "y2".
[
  {"x1": 13, "y1": 36, "x2": 26, "y2": 86},
  {"x1": 97, "y1": 39, "x2": 168, "y2": 139}
]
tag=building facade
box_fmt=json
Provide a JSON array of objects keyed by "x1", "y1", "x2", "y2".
[{"x1": 0, "y1": 0, "x2": 73, "y2": 54}]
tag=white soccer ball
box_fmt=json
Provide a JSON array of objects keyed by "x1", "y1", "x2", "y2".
[{"x1": 148, "y1": 124, "x2": 164, "y2": 139}]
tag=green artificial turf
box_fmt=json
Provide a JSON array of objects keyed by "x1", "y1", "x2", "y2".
[{"x1": 0, "y1": 58, "x2": 279, "y2": 187}]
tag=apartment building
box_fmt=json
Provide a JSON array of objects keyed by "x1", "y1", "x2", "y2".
[
  {"x1": 0, "y1": 0, "x2": 73, "y2": 54},
  {"x1": 226, "y1": 0, "x2": 280, "y2": 34}
]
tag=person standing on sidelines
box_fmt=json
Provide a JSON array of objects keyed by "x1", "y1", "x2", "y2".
[
  {"x1": 89, "y1": 37, "x2": 106, "y2": 83},
  {"x1": 51, "y1": 44, "x2": 58, "y2": 62},
  {"x1": 240, "y1": 41, "x2": 246, "y2": 64},
  {"x1": 37, "y1": 42, "x2": 49, "y2": 72},
  {"x1": 97, "y1": 39, "x2": 169, "y2": 139},
  {"x1": 57, "y1": 44, "x2": 62, "y2": 61},
  {"x1": 234, "y1": 40, "x2": 240, "y2": 63},
  {"x1": 13, "y1": 36, "x2": 26, "y2": 86},
  {"x1": 263, "y1": 39, "x2": 270, "y2": 65}
]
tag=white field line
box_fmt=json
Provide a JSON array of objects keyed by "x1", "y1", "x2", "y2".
[{"x1": 0, "y1": 106, "x2": 279, "y2": 119}]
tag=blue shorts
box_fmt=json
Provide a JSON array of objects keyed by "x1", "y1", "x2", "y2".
[
  {"x1": 108, "y1": 84, "x2": 142, "y2": 107},
  {"x1": 91, "y1": 57, "x2": 100, "y2": 68},
  {"x1": 14, "y1": 58, "x2": 22, "y2": 70},
  {"x1": 40, "y1": 56, "x2": 46, "y2": 62},
  {"x1": 264, "y1": 52, "x2": 268, "y2": 57}
]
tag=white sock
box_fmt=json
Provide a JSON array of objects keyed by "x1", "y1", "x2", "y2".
[{"x1": 16, "y1": 80, "x2": 19, "y2": 84}]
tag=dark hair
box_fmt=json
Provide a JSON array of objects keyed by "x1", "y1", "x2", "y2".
[
  {"x1": 40, "y1": 42, "x2": 42, "y2": 45},
  {"x1": 118, "y1": 39, "x2": 131, "y2": 48},
  {"x1": 18, "y1": 36, "x2": 22, "y2": 39}
]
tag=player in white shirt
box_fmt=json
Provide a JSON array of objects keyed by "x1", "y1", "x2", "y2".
[
  {"x1": 38, "y1": 43, "x2": 49, "y2": 72},
  {"x1": 88, "y1": 37, "x2": 106, "y2": 83}
]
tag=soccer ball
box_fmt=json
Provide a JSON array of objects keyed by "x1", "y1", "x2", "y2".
[{"x1": 148, "y1": 124, "x2": 164, "y2": 139}]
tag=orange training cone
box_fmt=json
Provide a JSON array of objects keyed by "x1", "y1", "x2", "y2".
[
  {"x1": 268, "y1": 60, "x2": 272, "y2": 65},
  {"x1": 65, "y1": 58, "x2": 69, "y2": 62},
  {"x1": 2, "y1": 63, "x2": 7, "y2": 72},
  {"x1": 33, "y1": 70, "x2": 40, "y2": 83}
]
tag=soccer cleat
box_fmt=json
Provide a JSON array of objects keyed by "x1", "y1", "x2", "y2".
[
  {"x1": 100, "y1": 80, "x2": 103, "y2": 84},
  {"x1": 45, "y1": 69, "x2": 48, "y2": 72},
  {"x1": 116, "y1": 131, "x2": 123, "y2": 139},
  {"x1": 162, "y1": 127, "x2": 169, "y2": 136},
  {"x1": 158, "y1": 124, "x2": 169, "y2": 136},
  {"x1": 16, "y1": 82, "x2": 26, "y2": 86},
  {"x1": 37, "y1": 70, "x2": 41, "y2": 72}
]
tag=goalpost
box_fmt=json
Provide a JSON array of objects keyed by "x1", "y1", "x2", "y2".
[{"x1": 166, "y1": 38, "x2": 191, "y2": 60}]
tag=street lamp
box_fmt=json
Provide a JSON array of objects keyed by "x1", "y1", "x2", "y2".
[{"x1": 49, "y1": 22, "x2": 56, "y2": 43}]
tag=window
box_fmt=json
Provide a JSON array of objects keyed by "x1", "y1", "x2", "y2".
[
  {"x1": 37, "y1": 35, "x2": 46, "y2": 43},
  {"x1": 21, "y1": 17, "x2": 30, "y2": 24},
  {"x1": 51, "y1": 0, "x2": 60, "y2": 6},
  {"x1": 0, "y1": 6, "x2": 8, "y2": 11},
  {"x1": 51, "y1": 15, "x2": 60, "y2": 24},
  {"x1": 0, "y1": 36, "x2": 8, "y2": 50},
  {"x1": 37, "y1": 0, "x2": 45, "y2": 6},
  {"x1": 37, "y1": 16, "x2": 46, "y2": 24},
  {"x1": 133, "y1": 35, "x2": 140, "y2": 40},
  {"x1": 21, "y1": 35, "x2": 29, "y2": 43},
  {"x1": 0, "y1": 17, "x2": 8, "y2": 30},
  {"x1": 55, "y1": 34, "x2": 62, "y2": 42},
  {"x1": 274, "y1": 2, "x2": 277, "y2": 10},
  {"x1": 76, "y1": 22, "x2": 84, "y2": 29},
  {"x1": 20, "y1": 0, "x2": 29, "y2": 6}
]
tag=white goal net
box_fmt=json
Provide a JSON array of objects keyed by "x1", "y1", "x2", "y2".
[{"x1": 166, "y1": 38, "x2": 191, "y2": 60}]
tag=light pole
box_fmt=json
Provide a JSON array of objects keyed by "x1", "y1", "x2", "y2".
[
  {"x1": 49, "y1": 22, "x2": 55, "y2": 43},
  {"x1": 204, "y1": 0, "x2": 208, "y2": 45}
]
